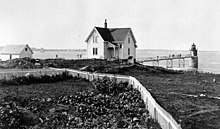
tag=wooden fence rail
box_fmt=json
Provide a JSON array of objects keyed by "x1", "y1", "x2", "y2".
[{"x1": 51, "y1": 68, "x2": 182, "y2": 129}]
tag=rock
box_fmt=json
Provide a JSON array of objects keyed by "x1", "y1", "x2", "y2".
[
  {"x1": 199, "y1": 94, "x2": 206, "y2": 97},
  {"x1": 133, "y1": 117, "x2": 139, "y2": 122},
  {"x1": 79, "y1": 66, "x2": 89, "y2": 71},
  {"x1": 35, "y1": 63, "x2": 41, "y2": 66},
  {"x1": 46, "y1": 98, "x2": 52, "y2": 102},
  {"x1": 55, "y1": 104, "x2": 70, "y2": 111},
  {"x1": 167, "y1": 79, "x2": 173, "y2": 81},
  {"x1": 213, "y1": 78, "x2": 216, "y2": 83},
  {"x1": 17, "y1": 106, "x2": 40, "y2": 125},
  {"x1": 203, "y1": 80, "x2": 208, "y2": 83},
  {"x1": 25, "y1": 73, "x2": 30, "y2": 77},
  {"x1": 49, "y1": 108, "x2": 55, "y2": 113}
]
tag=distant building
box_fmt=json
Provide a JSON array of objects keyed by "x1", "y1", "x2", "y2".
[
  {"x1": 0, "y1": 44, "x2": 33, "y2": 61},
  {"x1": 189, "y1": 43, "x2": 198, "y2": 68},
  {"x1": 85, "y1": 20, "x2": 137, "y2": 62}
]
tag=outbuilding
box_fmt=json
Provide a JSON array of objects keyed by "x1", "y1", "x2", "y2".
[{"x1": 0, "y1": 44, "x2": 33, "y2": 61}]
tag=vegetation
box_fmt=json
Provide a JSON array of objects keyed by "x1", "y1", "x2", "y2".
[
  {"x1": 92, "y1": 76, "x2": 129, "y2": 95},
  {"x1": 0, "y1": 74, "x2": 161, "y2": 129},
  {"x1": 2, "y1": 58, "x2": 220, "y2": 128},
  {"x1": 44, "y1": 59, "x2": 220, "y2": 129}
]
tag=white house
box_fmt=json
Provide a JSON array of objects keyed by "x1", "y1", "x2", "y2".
[
  {"x1": 85, "y1": 20, "x2": 137, "y2": 61},
  {"x1": 0, "y1": 44, "x2": 33, "y2": 61}
]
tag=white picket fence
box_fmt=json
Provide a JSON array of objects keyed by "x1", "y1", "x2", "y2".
[
  {"x1": 0, "y1": 68, "x2": 182, "y2": 129},
  {"x1": 52, "y1": 68, "x2": 182, "y2": 129}
]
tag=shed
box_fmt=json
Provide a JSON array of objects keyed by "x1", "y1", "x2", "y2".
[{"x1": 0, "y1": 44, "x2": 33, "y2": 61}]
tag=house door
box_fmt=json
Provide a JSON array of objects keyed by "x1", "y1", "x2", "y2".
[
  {"x1": 111, "y1": 49, "x2": 115, "y2": 58},
  {"x1": 110, "y1": 48, "x2": 118, "y2": 58},
  {"x1": 108, "y1": 48, "x2": 114, "y2": 58}
]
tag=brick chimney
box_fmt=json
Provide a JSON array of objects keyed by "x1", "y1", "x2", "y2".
[{"x1": 104, "y1": 19, "x2": 107, "y2": 28}]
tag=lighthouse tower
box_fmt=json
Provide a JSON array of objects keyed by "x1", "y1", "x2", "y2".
[{"x1": 189, "y1": 43, "x2": 198, "y2": 68}]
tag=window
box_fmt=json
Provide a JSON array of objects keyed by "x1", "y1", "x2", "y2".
[
  {"x1": 93, "y1": 36, "x2": 98, "y2": 43},
  {"x1": 93, "y1": 48, "x2": 98, "y2": 55},
  {"x1": 128, "y1": 37, "x2": 130, "y2": 43},
  {"x1": 93, "y1": 37, "x2": 95, "y2": 43},
  {"x1": 95, "y1": 36, "x2": 98, "y2": 43},
  {"x1": 119, "y1": 44, "x2": 122, "y2": 48},
  {"x1": 128, "y1": 48, "x2": 130, "y2": 55},
  {"x1": 25, "y1": 48, "x2": 28, "y2": 51}
]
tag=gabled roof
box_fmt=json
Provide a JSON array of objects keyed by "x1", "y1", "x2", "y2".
[
  {"x1": 0, "y1": 44, "x2": 33, "y2": 54},
  {"x1": 85, "y1": 27, "x2": 137, "y2": 43}
]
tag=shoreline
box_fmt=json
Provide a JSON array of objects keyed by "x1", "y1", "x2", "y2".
[{"x1": 169, "y1": 67, "x2": 220, "y2": 74}]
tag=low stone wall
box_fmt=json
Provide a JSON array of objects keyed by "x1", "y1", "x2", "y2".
[{"x1": 0, "y1": 68, "x2": 62, "y2": 80}]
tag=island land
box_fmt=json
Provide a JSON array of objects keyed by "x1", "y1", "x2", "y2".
[{"x1": 1, "y1": 58, "x2": 220, "y2": 129}]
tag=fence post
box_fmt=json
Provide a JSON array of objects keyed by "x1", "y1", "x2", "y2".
[
  {"x1": 145, "y1": 97, "x2": 148, "y2": 110},
  {"x1": 139, "y1": 87, "x2": 142, "y2": 99},
  {"x1": 87, "y1": 73, "x2": 89, "y2": 80},
  {"x1": 88, "y1": 73, "x2": 90, "y2": 81},
  {"x1": 154, "y1": 107, "x2": 157, "y2": 121},
  {"x1": 168, "y1": 122, "x2": 171, "y2": 129}
]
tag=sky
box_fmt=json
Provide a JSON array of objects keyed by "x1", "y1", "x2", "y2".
[{"x1": 0, "y1": 0, "x2": 220, "y2": 51}]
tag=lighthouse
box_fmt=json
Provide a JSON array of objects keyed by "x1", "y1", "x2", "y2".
[{"x1": 189, "y1": 43, "x2": 198, "y2": 68}]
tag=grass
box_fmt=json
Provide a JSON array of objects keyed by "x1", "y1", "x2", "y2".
[
  {"x1": 123, "y1": 65, "x2": 220, "y2": 129},
  {"x1": 0, "y1": 78, "x2": 92, "y2": 101},
  {"x1": 47, "y1": 59, "x2": 220, "y2": 129}
]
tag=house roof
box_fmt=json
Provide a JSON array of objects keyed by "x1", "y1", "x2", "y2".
[
  {"x1": 96, "y1": 27, "x2": 130, "y2": 42},
  {"x1": 0, "y1": 44, "x2": 33, "y2": 54},
  {"x1": 85, "y1": 27, "x2": 137, "y2": 44}
]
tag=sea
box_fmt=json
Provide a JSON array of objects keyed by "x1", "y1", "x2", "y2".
[{"x1": 33, "y1": 49, "x2": 220, "y2": 74}]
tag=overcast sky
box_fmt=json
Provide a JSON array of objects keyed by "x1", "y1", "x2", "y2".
[{"x1": 0, "y1": 0, "x2": 220, "y2": 51}]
